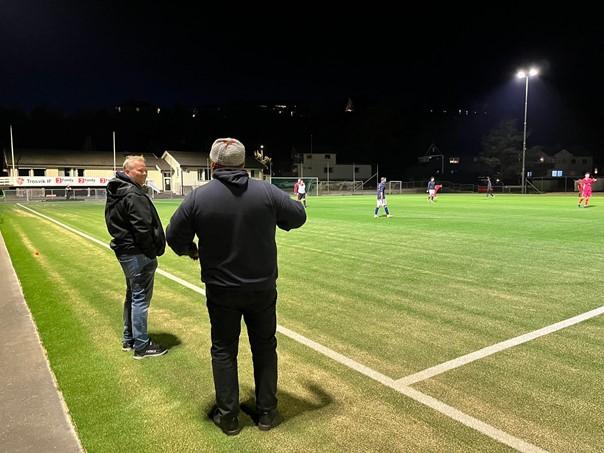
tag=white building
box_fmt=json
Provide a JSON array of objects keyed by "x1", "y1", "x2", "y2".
[
  {"x1": 292, "y1": 153, "x2": 372, "y2": 180},
  {"x1": 551, "y1": 149, "x2": 593, "y2": 177},
  {"x1": 1, "y1": 149, "x2": 167, "y2": 190},
  {"x1": 161, "y1": 150, "x2": 265, "y2": 195}
]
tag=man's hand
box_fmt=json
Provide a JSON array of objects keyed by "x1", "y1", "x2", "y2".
[{"x1": 188, "y1": 243, "x2": 199, "y2": 261}]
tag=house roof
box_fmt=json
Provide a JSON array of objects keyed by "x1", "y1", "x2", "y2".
[
  {"x1": 553, "y1": 149, "x2": 592, "y2": 159},
  {"x1": 11, "y1": 149, "x2": 169, "y2": 170}
]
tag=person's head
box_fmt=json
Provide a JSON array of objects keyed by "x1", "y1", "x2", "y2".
[
  {"x1": 430, "y1": 176, "x2": 435, "y2": 181},
  {"x1": 381, "y1": 177, "x2": 386, "y2": 183},
  {"x1": 298, "y1": 178, "x2": 303, "y2": 183},
  {"x1": 209, "y1": 138, "x2": 245, "y2": 171},
  {"x1": 585, "y1": 172, "x2": 590, "y2": 178},
  {"x1": 487, "y1": 176, "x2": 490, "y2": 180},
  {"x1": 123, "y1": 155, "x2": 147, "y2": 186}
]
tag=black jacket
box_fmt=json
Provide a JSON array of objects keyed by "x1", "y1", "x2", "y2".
[
  {"x1": 166, "y1": 168, "x2": 306, "y2": 290},
  {"x1": 105, "y1": 172, "x2": 166, "y2": 258}
]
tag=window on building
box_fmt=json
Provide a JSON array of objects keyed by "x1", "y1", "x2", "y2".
[
  {"x1": 324, "y1": 167, "x2": 333, "y2": 173},
  {"x1": 33, "y1": 169, "x2": 45, "y2": 176},
  {"x1": 18, "y1": 169, "x2": 30, "y2": 176},
  {"x1": 552, "y1": 170, "x2": 563, "y2": 177},
  {"x1": 197, "y1": 169, "x2": 206, "y2": 181},
  {"x1": 355, "y1": 167, "x2": 359, "y2": 173},
  {"x1": 325, "y1": 154, "x2": 331, "y2": 159},
  {"x1": 61, "y1": 168, "x2": 71, "y2": 176},
  {"x1": 77, "y1": 169, "x2": 84, "y2": 177},
  {"x1": 306, "y1": 155, "x2": 312, "y2": 159}
]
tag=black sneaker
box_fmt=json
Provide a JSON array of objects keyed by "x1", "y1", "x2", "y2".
[
  {"x1": 258, "y1": 410, "x2": 283, "y2": 431},
  {"x1": 133, "y1": 341, "x2": 167, "y2": 360},
  {"x1": 122, "y1": 342, "x2": 134, "y2": 352},
  {"x1": 208, "y1": 406, "x2": 242, "y2": 436}
]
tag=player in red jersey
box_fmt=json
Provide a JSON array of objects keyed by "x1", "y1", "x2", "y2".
[
  {"x1": 578, "y1": 172, "x2": 597, "y2": 207},
  {"x1": 576, "y1": 179, "x2": 584, "y2": 207}
]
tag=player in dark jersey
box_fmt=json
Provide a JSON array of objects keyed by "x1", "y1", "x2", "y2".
[
  {"x1": 374, "y1": 177, "x2": 391, "y2": 218},
  {"x1": 427, "y1": 177, "x2": 437, "y2": 202}
]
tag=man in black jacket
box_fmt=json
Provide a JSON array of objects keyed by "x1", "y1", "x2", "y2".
[
  {"x1": 105, "y1": 155, "x2": 167, "y2": 359},
  {"x1": 166, "y1": 138, "x2": 306, "y2": 435}
]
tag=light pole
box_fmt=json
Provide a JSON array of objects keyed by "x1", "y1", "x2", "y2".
[{"x1": 516, "y1": 67, "x2": 539, "y2": 194}]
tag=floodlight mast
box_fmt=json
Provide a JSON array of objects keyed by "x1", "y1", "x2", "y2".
[{"x1": 516, "y1": 67, "x2": 539, "y2": 194}]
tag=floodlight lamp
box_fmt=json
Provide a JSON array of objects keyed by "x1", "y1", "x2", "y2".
[
  {"x1": 516, "y1": 70, "x2": 526, "y2": 79},
  {"x1": 529, "y1": 68, "x2": 539, "y2": 77}
]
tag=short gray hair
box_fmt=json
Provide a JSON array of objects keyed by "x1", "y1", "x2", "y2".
[{"x1": 123, "y1": 155, "x2": 146, "y2": 170}]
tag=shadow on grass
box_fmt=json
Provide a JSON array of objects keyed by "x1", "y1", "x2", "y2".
[
  {"x1": 202, "y1": 381, "x2": 333, "y2": 428},
  {"x1": 149, "y1": 332, "x2": 182, "y2": 349}
]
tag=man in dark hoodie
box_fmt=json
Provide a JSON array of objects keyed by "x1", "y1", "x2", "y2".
[
  {"x1": 166, "y1": 138, "x2": 306, "y2": 436},
  {"x1": 105, "y1": 155, "x2": 167, "y2": 360}
]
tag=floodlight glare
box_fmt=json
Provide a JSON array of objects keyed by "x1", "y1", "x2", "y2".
[
  {"x1": 516, "y1": 70, "x2": 526, "y2": 78},
  {"x1": 529, "y1": 68, "x2": 539, "y2": 76}
]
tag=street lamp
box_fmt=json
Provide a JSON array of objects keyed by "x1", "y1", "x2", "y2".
[{"x1": 516, "y1": 67, "x2": 539, "y2": 194}]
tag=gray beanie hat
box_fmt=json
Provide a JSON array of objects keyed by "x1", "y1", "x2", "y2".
[{"x1": 209, "y1": 138, "x2": 245, "y2": 167}]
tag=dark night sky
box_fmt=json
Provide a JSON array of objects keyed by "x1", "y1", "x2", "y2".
[{"x1": 1, "y1": 2, "x2": 603, "y2": 158}]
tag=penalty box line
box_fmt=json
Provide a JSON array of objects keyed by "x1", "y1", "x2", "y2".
[
  {"x1": 18, "y1": 204, "x2": 545, "y2": 453},
  {"x1": 396, "y1": 305, "x2": 604, "y2": 386}
]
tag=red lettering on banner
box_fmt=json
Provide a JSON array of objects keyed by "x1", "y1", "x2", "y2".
[
  {"x1": 78, "y1": 178, "x2": 85, "y2": 184},
  {"x1": 56, "y1": 177, "x2": 63, "y2": 184},
  {"x1": 100, "y1": 178, "x2": 107, "y2": 184}
]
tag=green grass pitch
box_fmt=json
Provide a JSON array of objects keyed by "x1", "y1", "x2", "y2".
[{"x1": 0, "y1": 193, "x2": 602, "y2": 452}]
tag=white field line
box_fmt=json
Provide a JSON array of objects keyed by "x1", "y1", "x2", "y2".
[
  {"x1": 396, "y1": 305, "x2": 604, "y2": 386},
  {"x1": 19, "y1": 204, "x2": 546, "y2": 452},
  {"x1": 17, "y1": 204, "x2": 206, "y2": 296},
  {"x1": 277, "y1": 326, "x2": 546, "y2": 453}
]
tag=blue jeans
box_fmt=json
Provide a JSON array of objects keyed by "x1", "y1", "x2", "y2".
[{"x1": 118, "y1": 254, "x2": 158, "y2": 350}]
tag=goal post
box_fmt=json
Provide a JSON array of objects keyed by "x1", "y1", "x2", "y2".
[
  {"x1": 388, "y1": 181, "x2": 402, "y2": 194},
  {"x1": 270, "y1": 177, "x2": 319, "y2": 197}
]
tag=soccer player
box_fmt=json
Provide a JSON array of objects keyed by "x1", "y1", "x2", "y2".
[
  {"x1": 486, "y1": 176, "x2": 494, "y2": 197},
  {"x1": 578, "y1": 172, "x2": 597, "y2": 207},
  {"x1": 427, "y1": 177, "x2": 437, "y2": 202},
  {"x1": 576, "y1": 179, "x2": 585, "y2": 207},
  {"x1": 295, "y1": 178, "x2": 307, "y2": 207},
  {"x1": 374, "y1": 176, "x2": 391, "y2": 218}
]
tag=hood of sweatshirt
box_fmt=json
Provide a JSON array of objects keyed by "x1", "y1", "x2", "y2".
[
  {"x1": 106, "y1": 172, "x2": 141, "y2": 208},
  {"x1": 213, "y1": 168, "x2": 249, "y2": 195}
]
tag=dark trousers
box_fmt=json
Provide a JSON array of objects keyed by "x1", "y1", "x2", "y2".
[{"x1": 205, "y1": 285, "x2": 278, "y2": 418}]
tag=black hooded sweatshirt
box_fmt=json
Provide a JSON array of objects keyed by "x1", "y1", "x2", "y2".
[
  {"x1": 166, "y1": 168, "x2": 306, "y2": 290},
  {"x1": 105, "y1": 172, "x2": 166, "y2": 258}
]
